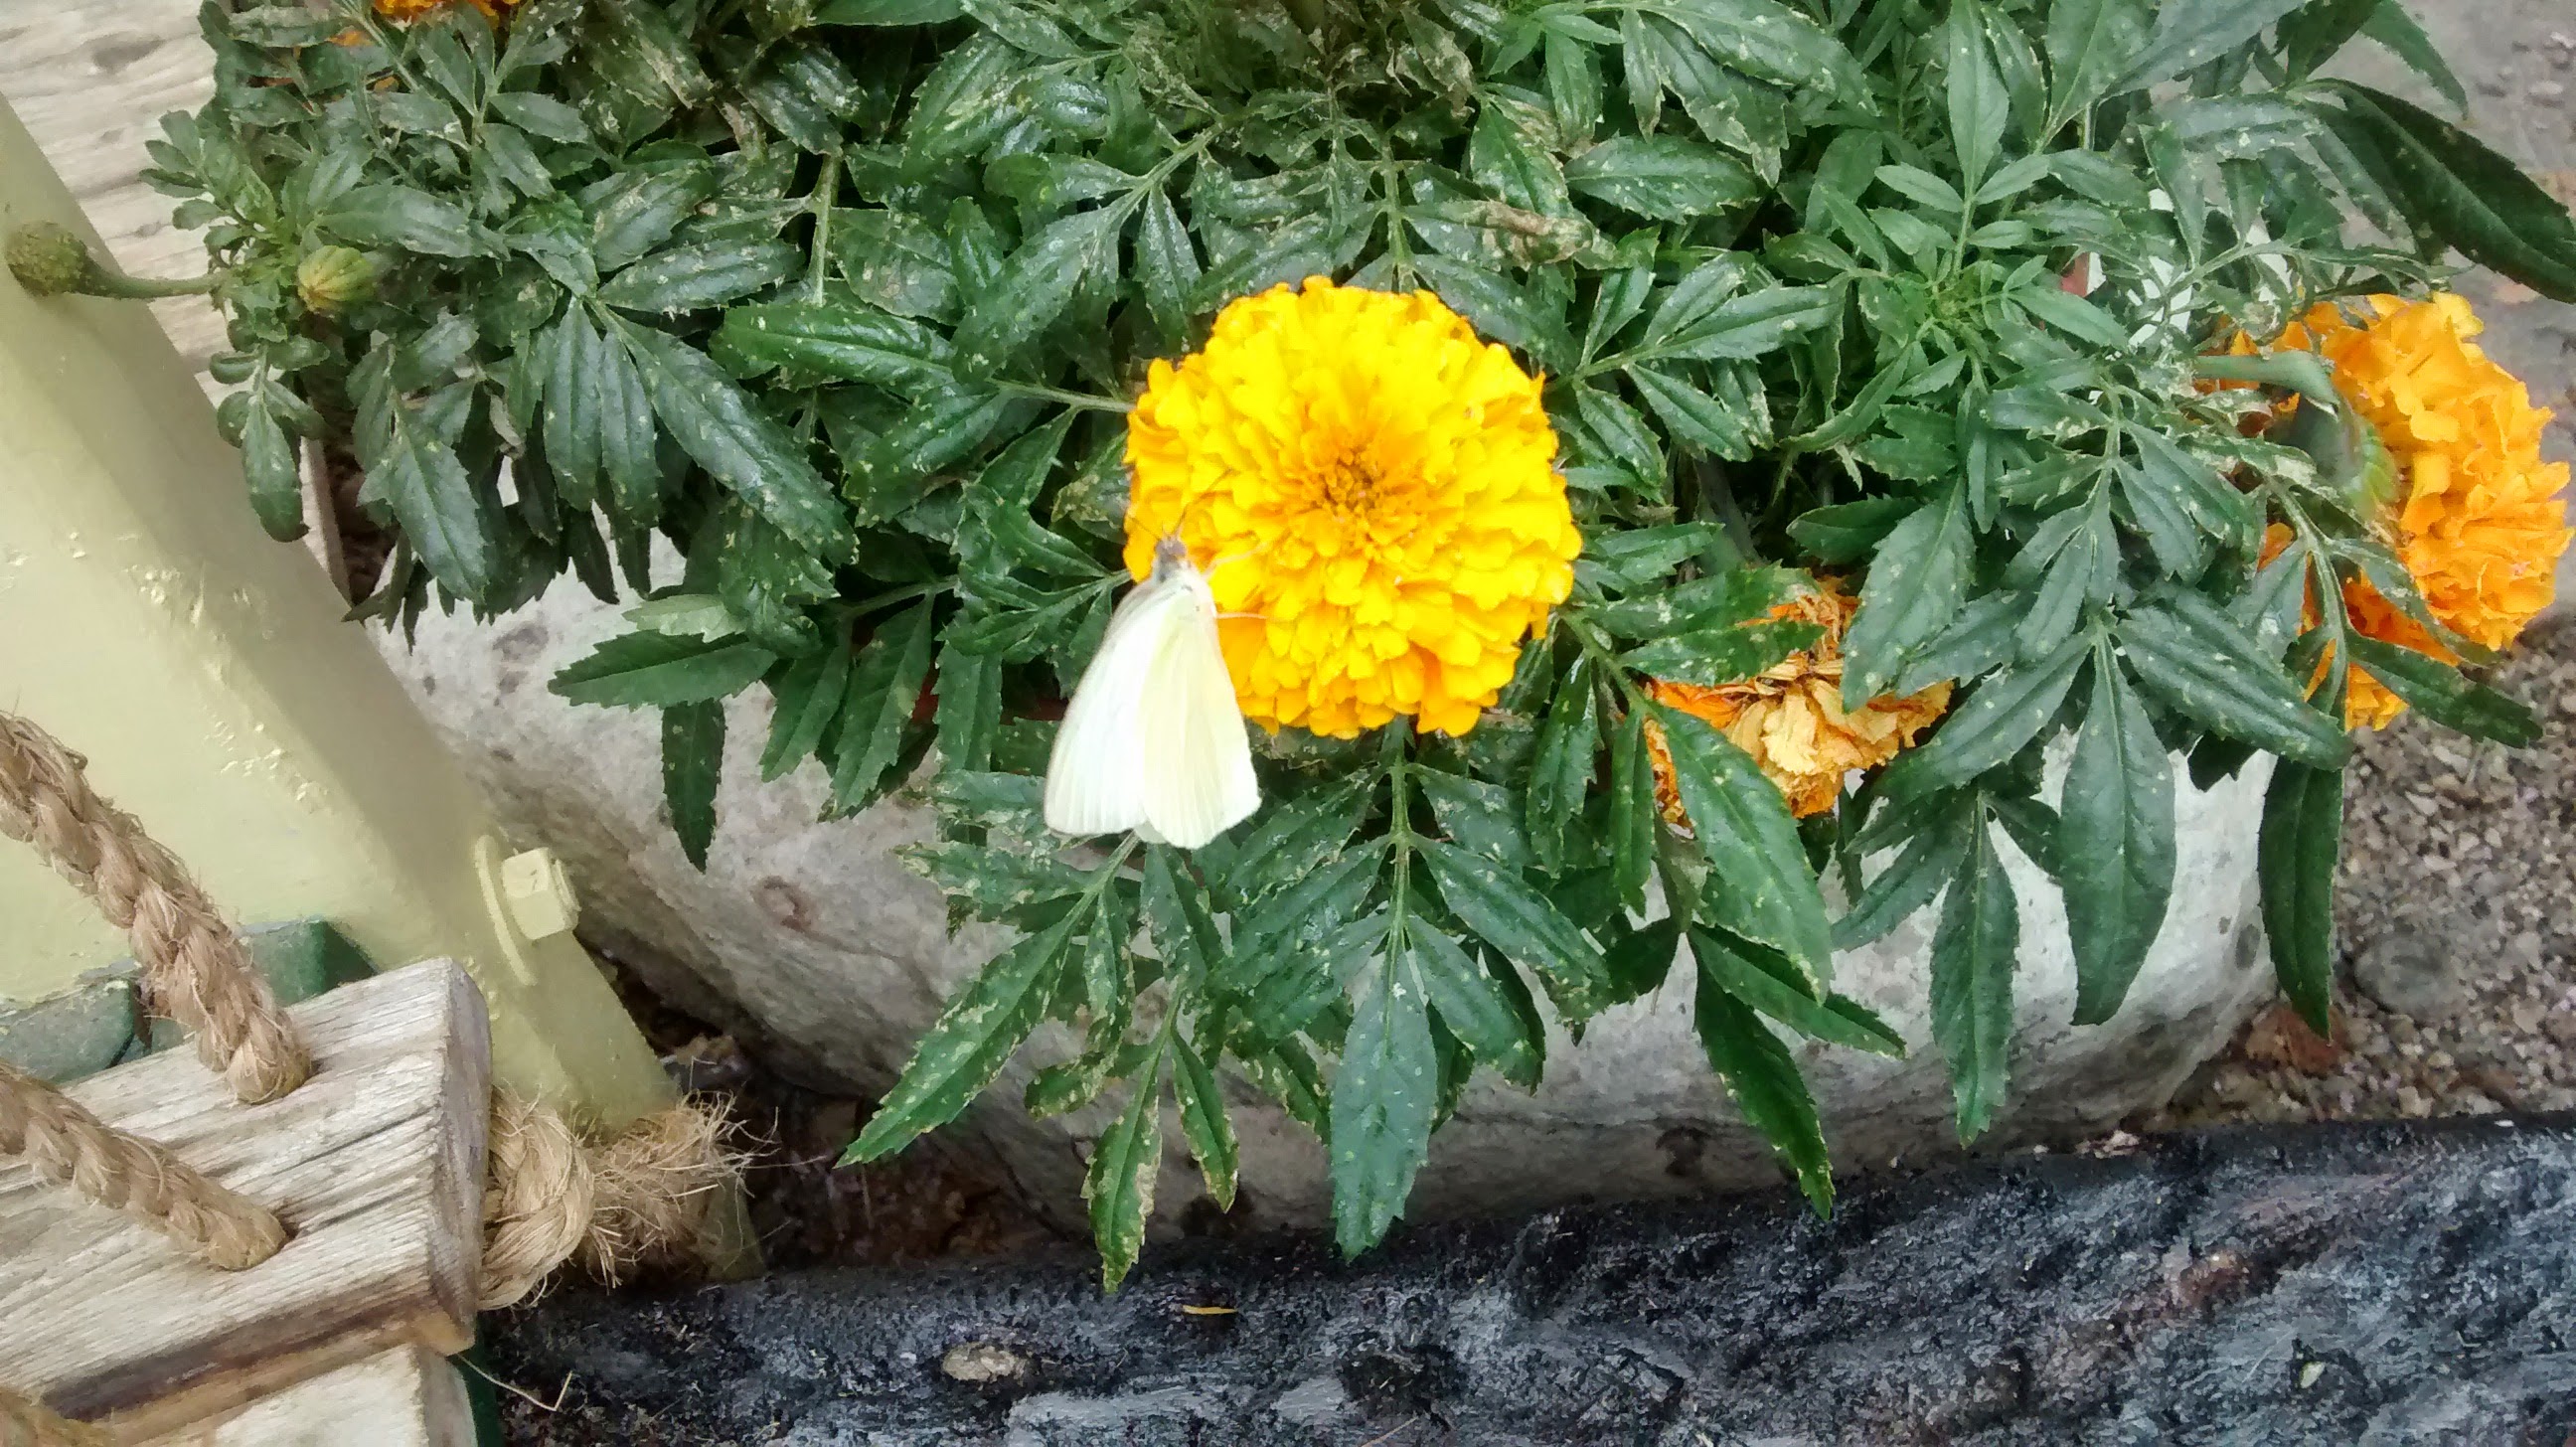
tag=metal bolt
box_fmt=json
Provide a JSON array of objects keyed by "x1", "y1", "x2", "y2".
[{"x1": 499, "y1": 849, "x2": 579, "y2": 940}]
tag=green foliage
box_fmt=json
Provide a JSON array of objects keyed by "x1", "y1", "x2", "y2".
[{"x1": 156, "y1": 0, "x2": 2566, "y2": 1281}]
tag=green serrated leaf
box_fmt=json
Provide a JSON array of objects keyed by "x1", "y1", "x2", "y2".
[
  {"x1": 1691, "y1": 953, "x2": 1833, "y2": 1212},
  {"x1": 2059, "y1": 654, "x2": 2175, "y2": 1026},
  {"x1": 239, "y1": 388, "x2": 303, "y2": 542},
  {"x1": 717, "y1": 300, "x2": 954, "y2": 391},
  {"x1": 1418, "y1": 836, "x2": 1615, "y2": 1023},
  {"x1": 1886, "y1": 632, "x2": 2088, "y2": 794},
  {"x1": 1787, "y1": 497, "x2": 1914, "y2": 564},
  {"x1": 352, "y1": 354, "x2": 494, "y2": 600},
  {"x1": 1833, "y1": 806, "x2": 1966, "y2": 956},
  {"x1": 600, "y1": 239, "x2": 801, "y2": 313},
  {"x1": 2344, "y1": 637, "x2": 2540, "y2": 746},
  {"x1": 317, "y1": 183, "x2": 481, "y2": 256},
  {"x1": 2324, "y1": 82, "x2": 2576, "y2": 300},
  {"x1": 1134, "y1": 187, "x2": 1201, "y2": 345},
  {"x1": 1410, "y1": 925, "x2": 1543, "y2": 1090},
  {"x1": 2119, "y1": 595, "x2": 2348, "y2": 768},
  {"x1": 1606, "y1": 708, "x2": 1656, "y2": 913},
  {"x1": 2112, "y1": 0, "x2": 2309, "y2": 94},
  {"x1": 1565, "y1": 134, "x2": 1759, "y2": 222},
  {"x1": 832, "y1": 601, "x2": 937, "y2": 811},
  {"x1": 1694, "y1": 926, "x2": 1904, "y2": 1056},
  {"x1": 612, "y1": 316, "x2": 847, "y2": 558},
  {"x1": 955, "y1": 207, "x2": 1126, "y2": 373},
  {"x1": 2259, "y1": 760, "x2": 2342, "y2": 1035},
  {"x1": 1946, "y1": 0, "x2": 2008, "y2": 190},
  {"x1": 1629, "y1": 363, "x2": 1767, "y2": 460},
  {"x1": 661, "y1": 700, "x2": 725, "y2": 869},
  {"x1": 1651, "y1": 705, "x2": 1834, "y2": 988},
  {"x1": 2044, "y1": 0, "x2": 2151, "y2": 126},
  {"x1": 1084, "y1": 1049, "x2": 1163, "y2": 1292},
  {"x1": 933, "y1": 643, "x2": 1002, "y2": 772},
  {"x1": 1414, "y1": 769, "x2": 1534, "y2": 871},
  {"x1": 552, "y1": 630, "x2": 777, "y2": 709},
  {"x1": 846, "y1": 889, "x2": 1090, "y2": 1162},
  {"x1": 1930, "y1": 814, "x2": 2016, "y2": 1142},
  {"x1": 2356, "y1": 2, "x2": 2468, "y2": 113},
  {"x1": 1620, "y1": 620, "x2": 1822, "y2": 687},
  {"x1": 1172, "y1": 1035, "x2": 1239, "y2": 1210},
  {"x1": 1844, "y1": 483, "x2": 1970, "y2": 706},
  {"x1": 1330, "y1": 945, "x2": 1436, "y2": 1257},
  {"x1": 1526, "y1": 654, "x2": 1599, "y2": 874},
  {"x1": 761, "y1": 639, "x2": 853, "y2": 779},
  {"x1": 588, "y1": 165, "x2": 721, "y2": 271}
]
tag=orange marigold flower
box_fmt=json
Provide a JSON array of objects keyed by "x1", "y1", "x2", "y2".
[
  {"x1": 372, "y1": 0, "x2": 513, "y2": 21},
  {"x1": 1641, "y1": 583, "x2": 1952, "y2": 820},
  {"x1": 1123, "y1": 277, "x2": 1581, "y2": 737},
  {"x1": 2275, "y1": 294, "x2": 2570, "y2": 727}
]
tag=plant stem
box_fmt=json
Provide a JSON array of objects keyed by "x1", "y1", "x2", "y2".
[
  {"x1": 997, "y1": 381, "x2": 1132, "y2": 412},
  {"x1": 88, "y1": 270, "x2": 223, "y2": 300},
  {"x1": 808, "y1": 158, "x2": 840, "y2": 304},
  {"x1": 1382, "y1": 723, "x2": 1413, "y2": 949},
  {"x1": 845, "y1": 578, "x2": 955, "y2": 615}
]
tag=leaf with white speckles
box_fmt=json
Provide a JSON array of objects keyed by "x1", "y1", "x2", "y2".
[
  {"x1": 846, "y1": 903, "x2": 1086, "y2": 1163},
  {"x1": 1330, "y1": 946, "x2": 1436, "y2": 1257},
  {"x1": 1085, "y1": 1049, "x2": 1164, "y2": 1291},
  {"x1": 1418, "y1": 836, "x2": 1614, "y2": 1023}
]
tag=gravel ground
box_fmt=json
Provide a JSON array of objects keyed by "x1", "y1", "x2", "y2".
[{"x1": 2158, "y1": 616, "x2": 2576, "y2": 1129}]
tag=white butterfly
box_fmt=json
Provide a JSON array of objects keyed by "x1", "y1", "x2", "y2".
[{"x1": 1044, "y1": 536, "x2": 1260, "y2": 849}]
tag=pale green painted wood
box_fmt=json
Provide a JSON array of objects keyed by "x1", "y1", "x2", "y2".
[{"x1": 0, "y1": 95, "x2": 680, "y2": 1139}]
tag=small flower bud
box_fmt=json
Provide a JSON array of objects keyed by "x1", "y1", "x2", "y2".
[
  {"x1": 6, "y1": 222, "x2": 105, "y2": 297},
  {"x1": 296, "y1": 245, "x2": 378, "y2": 313}
]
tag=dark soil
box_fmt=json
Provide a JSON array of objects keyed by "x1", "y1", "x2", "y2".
[
  {"x1": 605, "y1": 960, "x2": 1059, "y2": 1273},
  {"x1": 488, "y1": 1114, "x2": 2576, "y2": 1445}
]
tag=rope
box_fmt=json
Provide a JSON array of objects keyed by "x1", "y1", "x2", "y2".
[
  {"x1": 0, "y1": 715, "x2": 308, "y2": 1103},
  {"x1": 0, "y1": 1057, "x2": 288, "y2": 1271},
  {"x1": 478, "y1": 1094, "x2": 739, "y2": 1310},
  {"x1": 0, "y1": 708, "x2": 736, "y2": 1435},
  {"x1": 0, "y1": 1386, "x2": 108, "y2": 1447}
]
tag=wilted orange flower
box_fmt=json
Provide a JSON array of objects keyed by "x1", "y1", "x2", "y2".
[
  {"x1": 1642, "y1": 583, "x2": 1951, "y2": 820},
  {"x1": 2276, "y1": 294, "x2": 2569, "y2": 726},
  {"x1": 372, "y1": 0, "x2": 513, "y2": 20},
  {"x1": 1124, "y1": 277, "x2": 1580, "y2": 736}
]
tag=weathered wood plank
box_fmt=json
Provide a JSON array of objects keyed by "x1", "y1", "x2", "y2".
[
  {"x1": 0, "y1": 0, "x2": 224, "y2": 369},
  {"x1": 139, "y1": 1345, "x2": 475, "y2": 1447},
  {"x1": 0, "y1": 959, "x2": 490, "y2": 1439}
]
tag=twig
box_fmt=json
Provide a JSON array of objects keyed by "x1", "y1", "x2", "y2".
[{"x1": 458, "y1": 1358, "x2": 573, "y2": 1413}]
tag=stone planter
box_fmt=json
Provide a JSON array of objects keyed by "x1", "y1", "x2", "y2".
[{"x1": 384, "y1": 570, "x2": 2276, "y2": 1230}]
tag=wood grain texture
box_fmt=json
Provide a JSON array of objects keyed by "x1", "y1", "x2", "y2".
[
  {"x1": 0, "y1": 0, "x2": 225, "y2": 369},
  {"x1": 0, "y1": 960, "x2": 490, "y2": 1439},
  {"x1": 140, "y1": 1346, "x2": 475, "y2": 1447}
]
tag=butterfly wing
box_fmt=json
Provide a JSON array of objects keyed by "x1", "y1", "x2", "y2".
[
  {"x1": 1136, "y1": 566, "x2": 1260, "y2": 849},
  {"x1": 1043, "y1": 575, "x2": 1183, "y2": 838}
]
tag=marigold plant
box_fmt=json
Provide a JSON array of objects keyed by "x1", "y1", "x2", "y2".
[{"x1": 54, "y1": 0, "x2": 2576, "y2": 1286}]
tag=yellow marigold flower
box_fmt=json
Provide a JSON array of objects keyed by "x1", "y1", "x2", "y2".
[
  {"x1": 2276, "y1": 294, "x2": 2570, "y2": 727},
  {"x1": 1641, "y1": 583, "x2": 1952, "y2": 820},
  {"x1": 1123, "y1": 276, "x2": 1581, "y2": 737}
]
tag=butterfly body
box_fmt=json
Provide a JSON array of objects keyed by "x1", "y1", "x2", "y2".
[{"x1": 1043, "y1": 538, "x2": 1260, "y2": 849}]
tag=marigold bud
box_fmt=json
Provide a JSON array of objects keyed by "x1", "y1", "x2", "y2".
[
  {"x1": 296, "y1": 245, "x2": 377, "y2": 313},
  {"x1": 6, "y1": 222, "x2": 103, "y2": 296}
]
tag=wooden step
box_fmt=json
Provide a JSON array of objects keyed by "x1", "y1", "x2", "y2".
[
  {"x1": 0, "y1": 959, "x2": 488, "y2": 1440},
  {"x1": 137, "y1": 1345, "x2": 474, "y2": 1447}
]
